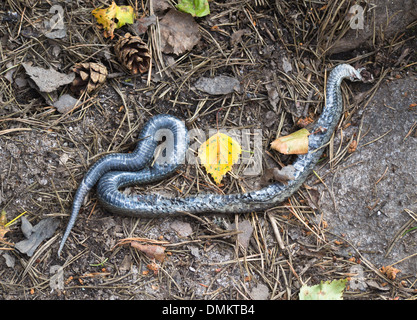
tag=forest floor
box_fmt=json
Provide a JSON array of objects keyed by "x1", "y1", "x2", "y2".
[{"x1": 0, "y1": 0, "x2": 416, "y2": 300}]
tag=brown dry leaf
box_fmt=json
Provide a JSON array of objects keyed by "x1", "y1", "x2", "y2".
[
  {"x1": 130, "y1": 241, "x2": 166, "y2": 262},
  {"x1": 159, "y1": 9, "x2": 201, "y2": 55},
  {"x1": 348, "y1": 140, "x2": 358, "y2": 153},
  {"x1": 380, "y1": 265, "x2": 401, "y2": 280},
  {"x1": 0, "y1": 210, "x2": 10, "y2": 240},
  {"x1": 22, "y1": 62, "x2": 75, "y2": 93},
  {"x1": 147, "y1": 261, "x2": 160, "y2": 275}
]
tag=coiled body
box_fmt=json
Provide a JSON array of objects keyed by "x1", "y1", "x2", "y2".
[{"x1": 58, "y1": 64, "x2": 363, "y2": 256}]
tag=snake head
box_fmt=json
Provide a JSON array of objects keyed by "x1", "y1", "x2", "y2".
[{"x1": 349, "y1": 67, "x2": 364, "y2": 82}]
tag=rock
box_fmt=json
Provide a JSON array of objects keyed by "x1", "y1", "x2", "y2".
[
  {"x1": 49, "y1": 265, "x2": 64, "y2": 292},
  {"x1": 194, "y1": 75, "x2": 241, "y2": 95},
  {"x1": 53, "y1": 94, "x2": 79, "y2": 114},
  {"x1": 1, "y1": 252, "x2": 15, "y2": 268},
  {"x1": 315, "y1": 76, "x2": 417, "y2": 275},
  {"x1": 171, "y1": 220, "x2": 193, "y2": 237},
  {"x1": 229, "y1": 220, "x2": 254, "y2": 250},
  {"x1": 250, "y1": 283, "x2": 270, "y2": 300}
]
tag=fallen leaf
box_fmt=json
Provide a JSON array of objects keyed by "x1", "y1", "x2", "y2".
[
  {"x1": 14, "y1": 217, "x2": 59, "y2": 257},
  {"x1": 4, "y1": 62, "x2": 16, "y2": 83},
  {"x1": 130, "y1": 242, "x2": 166, "y2": 262},
  {"x1": 176, "y1": 0, "x2": 210, "y2": 17},
  {"x1": 230, "y1": 28, "x2": 250, "y2": 46},
  {"x1": 348, "y1": 140, "x2": 358, "y2": 153},
  {"x1": 198, "y1": 132, "x2": 242, "y2": 185},
  {"x1": 380, "y1": 265, "x2": 401, "y2": 280},
  {"x1": 49, "y1": 265, "x2": 64, "y2": 292},
  {"x1": 299, "y1": 279, "x2": 347, "y2": 300},
  {"x1": 22, "y1": 63, "x2": 75, "y2": 93},
  {"x1": 131, "y1": 15, "x2": 157, "y2": 35},
  {"x1": 92, "y1": 1, "x2": 135, "y2": 39},
  {"x1": 0, "y1": 210, "x2": 10, "y2": 240},
  {"x1": 150, "y1": 0, "x2": 172, "y2": 13},
  {"x1": 2, "y1": 252, "x2": 15, "y2": 268},
  {"x1": 265, "y1": 83, "x2": 279, "y2": 111},
  {"x1": 159, "y1": 9, "x2": 201, "y2": 55},
  {"x1": 281, "y1": 56, "x2": 293, "y2": 73},
  {"x1": 296, "y1": 116, "x2": 314, "y2": 128},
  {"x1": 270, "y1": 128, "x2": 309, "y2": 155},
  {"x1": 147, "y1": 262, "x2": 160, "y2": 275}
]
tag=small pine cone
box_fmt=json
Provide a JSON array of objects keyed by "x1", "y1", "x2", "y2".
[
  {"x1": 115, "y1": 33, "x2": 151, "y2": 74},
  {"x1": 71, "y1": 62, "x2": 108, "y2": 94}
]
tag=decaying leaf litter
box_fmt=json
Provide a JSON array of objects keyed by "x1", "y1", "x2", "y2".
[{"x1": 0, "y1": 0, "x2": 416, "y2": 300}]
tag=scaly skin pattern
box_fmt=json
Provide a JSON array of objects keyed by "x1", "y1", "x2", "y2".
[{"x1": 58, "y1": 64, "x2": 363, "y2": 256}]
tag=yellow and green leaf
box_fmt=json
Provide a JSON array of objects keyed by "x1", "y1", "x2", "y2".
[
  {"x1": 198, "y1": 132, "x2": 241, "y2": 185},
  {"x1": 92, "y1": 2, "x2": 135, "y2": 38},
  {"x1": 176, "y1": 0, "x2": 210, "y2": 17}
]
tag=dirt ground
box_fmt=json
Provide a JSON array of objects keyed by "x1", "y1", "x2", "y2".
[{"x1": 0, "y1": 0, "x2": 416, "y2": 300}]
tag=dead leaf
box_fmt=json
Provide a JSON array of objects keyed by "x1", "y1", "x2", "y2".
[
  {"x1": 15, "y1": 217, "x2": 59, "y2": 257},
  {"x1": 270, "y1": 128, "x2": 309, "y2": 155},
  {"x1": 0, "y1": 210, "x2": 10, "y2": 240},
  {"x1": 22, "y1": 63, "x2": 75, "y2": 93},
  {"x1": 380, "y1": 265, "x2": 401, "y2": 280},
  {"x1": 147, "y1": 261, "x2": 160, "y2": 275},
  {"x1": 265, "y1": 83, "x2": 279, "y2": 111},
  {"x1": 130, "y1": 241, "x2": 166, "y2": 262},
  {"x1": 348, "y1": 140, "x2": 358, "y2": 153},
  {"x1": 296, "y1": 116, "x2": 314, "y2": 128},
  {"x1": 131, "y1": 15, "x2": 157, "y2": 35},
  {"x1": 230, "y1": 28, "x2": 250, "y2": 45},
  {"x1": 150, "y1": 0, "x2": 172, "y2": 13},
  {"x1": 159, "y1": 9, "x2": 201, "y2": 55}
]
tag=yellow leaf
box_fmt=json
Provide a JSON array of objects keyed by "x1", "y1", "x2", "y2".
[
  {"x1": 198, "y1": 132, "x2": 241, "y2": 185},
  {"x1": 92, "y1": 2, "x2": 135, "y2": 39},
  {"x1": 270, "y1": 128, "x2": 309, "y2": 155}
]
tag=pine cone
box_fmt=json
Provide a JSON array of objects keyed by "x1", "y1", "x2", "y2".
[
  {"x1": 115, "y1": 33, "x2": 151, "y2": 74},
  {"x1": 71, "y1": 62, "x2": 108, "y2": 94}
]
